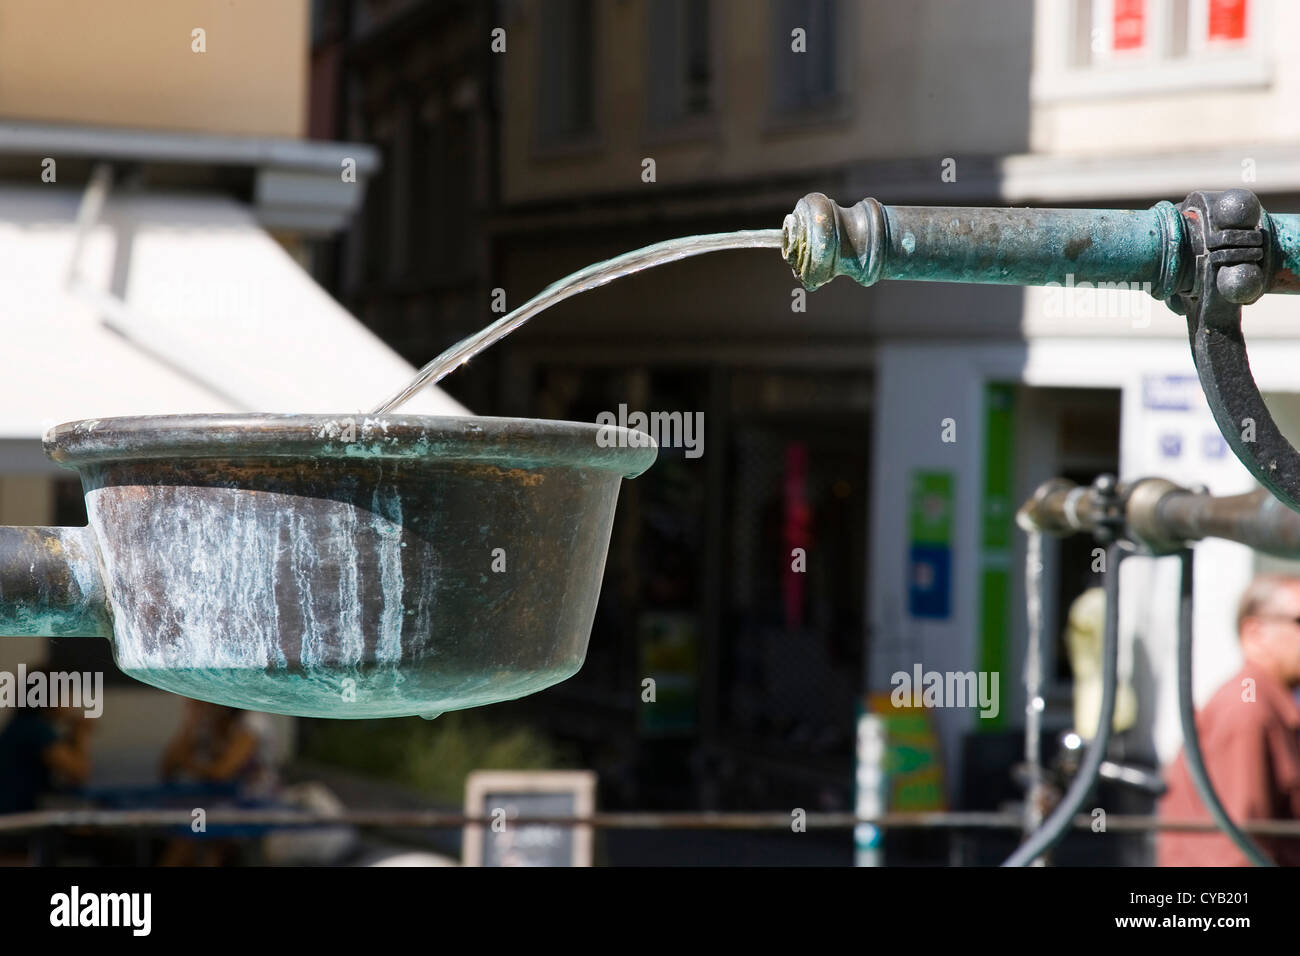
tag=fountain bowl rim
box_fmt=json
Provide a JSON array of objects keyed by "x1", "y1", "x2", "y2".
[{"x1": 43, "y1": 413, "x2": 658, "y2": 477}]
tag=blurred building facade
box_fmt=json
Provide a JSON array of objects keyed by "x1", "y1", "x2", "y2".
[
  {"x1": 311, "y1": 0, "x2": 500, "y2": 413},
  {"x1": 323, "y1": 0, "x2": 1300, "y2": 863},
  {"x1": 0, "y1": 0, "x2": 466, "y2": 790}
]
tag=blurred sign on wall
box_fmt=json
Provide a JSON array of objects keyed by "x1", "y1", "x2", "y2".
[
  {"x1": 463, "y1": 770, "x2": 596, "y2": 867},
  {"x1": 908, "y1": 470, "x2": 954, "y2": 619}
]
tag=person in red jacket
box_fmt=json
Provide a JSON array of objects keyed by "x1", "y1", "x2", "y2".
[{"x1": 1158, "y1": 575, "x2": 1300, "y2": 866}]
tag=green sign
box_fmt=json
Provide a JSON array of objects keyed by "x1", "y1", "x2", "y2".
[{"x1": 977, "y1": 383, "x2": 1016, "y2": 730}]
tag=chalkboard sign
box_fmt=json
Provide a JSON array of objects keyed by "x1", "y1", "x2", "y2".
[{"x1": 463, "y1": 770, "x2": 596, "y2": 867}]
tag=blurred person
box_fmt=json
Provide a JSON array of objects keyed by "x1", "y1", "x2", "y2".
[
  {"x1": 0, "y1": 667, "x2": 95, "y2": 864},
  {"x1": 158, "y1": 700, "x2": 277, "y2": 866},
  {"x1": 1158, "y1": 575, "x2": 1300, "y2": 866},
  {"x1": 160, "y1": 699, "x2": 276, "y2": 796}
]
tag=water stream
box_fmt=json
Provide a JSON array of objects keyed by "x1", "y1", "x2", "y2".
[
  {"x1": 1022, "y1": 530, "x2": 1046, "y2": 863},
  {"x1": 370, "y1": 230, "x2": 784, "y2": 414}
]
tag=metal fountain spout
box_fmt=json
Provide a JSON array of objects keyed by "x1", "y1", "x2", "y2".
[{"x1": 783, "y1": 188, "x2": 1300, "y2": 513}]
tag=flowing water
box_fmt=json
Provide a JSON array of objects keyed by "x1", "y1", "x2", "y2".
[
  {"x1": 1022, "y1": 530, "x2": 1046, "y2": 860},
  {"x1": 370, "y1": 230, "x2": 784, "y2": 414}
]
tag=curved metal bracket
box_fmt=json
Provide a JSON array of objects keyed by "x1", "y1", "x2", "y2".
[
  {"x1": 1175, "y1": 190, "x2": 1300, "y2": 511},
  {"x1": 1175, "y1": 549, "x2": 1274, "y2": 866}
]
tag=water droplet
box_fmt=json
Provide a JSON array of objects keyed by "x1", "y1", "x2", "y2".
[{"x1": 420, "y1": 711, "x2": 442, "y2": 721}]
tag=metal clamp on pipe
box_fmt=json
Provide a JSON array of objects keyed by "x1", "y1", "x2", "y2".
[{"x1": 783, "y1": 189, "x2": 1300, "y2": 514}]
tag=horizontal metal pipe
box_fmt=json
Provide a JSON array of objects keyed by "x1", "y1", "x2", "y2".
[
  {"x1": 1018, "y1": 477, "x2": 1300, "y2": 558},
  {"x1": 881, "y1": 205, "x2": 1170, "y2": 288},
  {"x1": 1157, "y1": 487, "x2": 1300, "y2": 558},
  {"x1": 1270, "y1": 212, "x2": 1300, "y2": 293},
  {"x1": 3, "y1": 808, "x2": 1299, "y2": 834},
  {"x1": 0, "y1": 526, "x2": 111, "y2": 638},
  {"x1": 783, "y1": 192, "x2": 1300, "y2": 298}
]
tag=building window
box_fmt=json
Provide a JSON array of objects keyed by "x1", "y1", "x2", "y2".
[
  {"x1": 1109, "y1": 0, "x2": 1148, "y2": 54},
  {"x1": 360, "y1": 136, "x2": 393, "y2": 285},
  {"x1": 1038, "y1": 0, "x2": 1267, "y2": 99},
  {"x1": 1092, "y1": 0, "x2": 1253, "y2": 60},
  {"x1": 538, "y1": 0, "x2": 596, "y2": 145},
  {"x1": 411, "y1": 90, "x2": 476, "y2": 283},
  {"x1": 1086, "y1": 0, "x2": 1252, "y2": 62},
  {"x1": 1195, "y1": 0, "x2": 1251, "y2": 48},
  {"x1": 648, "y1": 0, "x2": 716, "y2": 130},
  {"x1": 770, "y1": 0, "x2": 845, "y2": 115}
]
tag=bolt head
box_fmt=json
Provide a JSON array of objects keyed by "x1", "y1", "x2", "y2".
[
  {"x1": 1217, "y1": 263, "x2": 1265, "y2": 304},
  {"x1": 1214, "y1": 189, "x2": 1261, "y2": 229}
]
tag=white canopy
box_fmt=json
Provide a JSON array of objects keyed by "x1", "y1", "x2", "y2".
[{"x1": 0, "y1": 185, "x2": 468, "y2": 440}]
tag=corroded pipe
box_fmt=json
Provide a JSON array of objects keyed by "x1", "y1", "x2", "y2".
[
  {"x1": 1155, "y1": 486, "x2": 1300, "y2": 556},
  {"x1": 0, "y1": 526, "x2": 111, "y2": 638},
  {"x1": 782, "y1": 191, "x2": 1300, "y2": 297},
  {"x1": 1017, "y1": 476, "x2": 1300, "y2": 558}
]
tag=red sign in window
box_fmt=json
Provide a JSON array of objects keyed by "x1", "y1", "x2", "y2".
[
  {"x1": 1208, "y1": 0, "x2": 1249, "y2": 42},
  {"x1": 1112, "y1": 0, "x2": 1146, "y2": 51}
]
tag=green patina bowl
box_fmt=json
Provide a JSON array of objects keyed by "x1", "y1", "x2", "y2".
[{"x1": 0, "y1": 414, "x2": 655, "y2": 718}]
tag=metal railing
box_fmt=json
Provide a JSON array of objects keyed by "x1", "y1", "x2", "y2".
[{"x1": 3, "y1": 808, "x2": 1300, "y2": 835}]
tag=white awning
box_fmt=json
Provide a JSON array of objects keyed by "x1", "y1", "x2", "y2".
[{"x1": 0, "y1": 185, "x2": 468, "y2": 440}]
